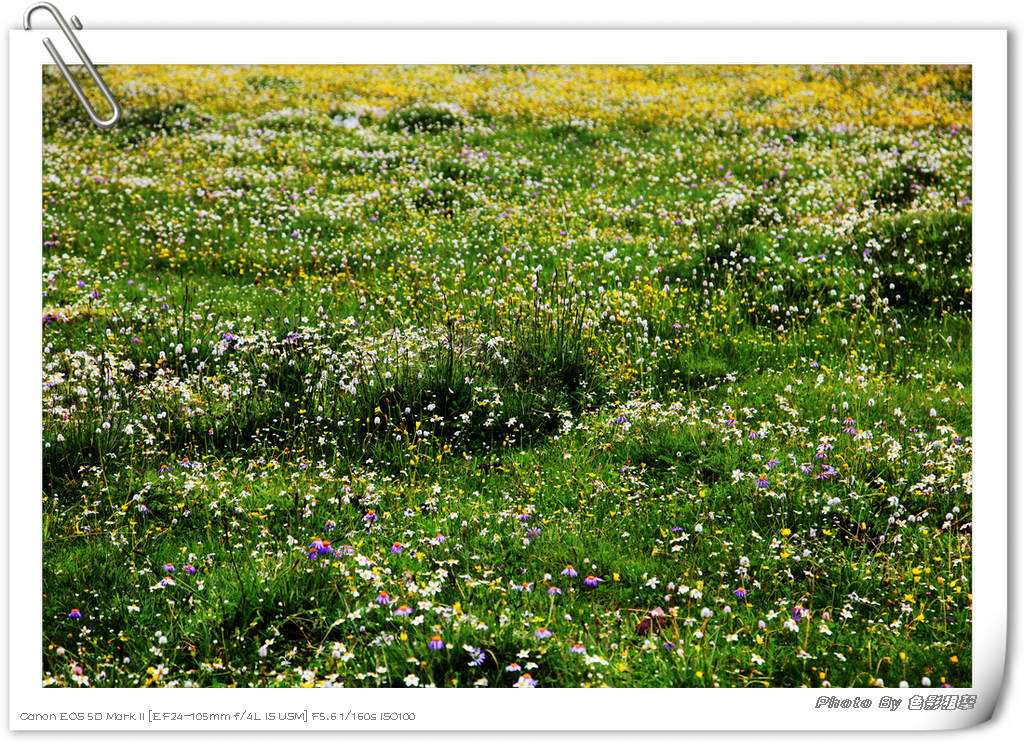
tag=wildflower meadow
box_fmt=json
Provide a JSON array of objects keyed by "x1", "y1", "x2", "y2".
[{"x1": 40, "y1": 65, "x2": 972, "y2": 689}]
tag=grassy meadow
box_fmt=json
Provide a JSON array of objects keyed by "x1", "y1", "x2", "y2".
[{"x1": 40, "y1": 65, "x2": 972, "y2": 688}]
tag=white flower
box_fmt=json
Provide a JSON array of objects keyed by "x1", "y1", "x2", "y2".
[{"x1": 404, "y1": 674, "x2": 420, "y2": 687}]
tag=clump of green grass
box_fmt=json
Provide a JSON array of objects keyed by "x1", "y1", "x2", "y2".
[{"x1": 383, "y1": 104, "x2": 466, "y2": 133}]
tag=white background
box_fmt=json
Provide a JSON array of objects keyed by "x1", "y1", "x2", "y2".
[{"x1": 1, "y1": 2, "x2": 1019, "y2": 741}]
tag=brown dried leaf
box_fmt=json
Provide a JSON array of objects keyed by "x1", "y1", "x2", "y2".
[{"x1": 635, "y1": 607, "x2": 669, "y2": 636}]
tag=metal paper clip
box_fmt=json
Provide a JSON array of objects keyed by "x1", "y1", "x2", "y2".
[{"x1": 24, "y1": 2, "x2": 121, "y2": 129}]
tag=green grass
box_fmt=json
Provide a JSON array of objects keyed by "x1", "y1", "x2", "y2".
[{"x1": 40, "y1": 64, "x2": 972, "y2": 689}]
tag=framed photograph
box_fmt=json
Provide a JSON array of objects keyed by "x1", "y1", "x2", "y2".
[{"x1": 8, "y1": 27, "x2": 1006, "y2": 732}]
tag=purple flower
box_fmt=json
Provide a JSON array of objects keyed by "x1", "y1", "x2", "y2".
[
  {"x1": 376, "y1": 592, "x2": 392, "y2": 605},
  {"x1": 583, "y1": 575, "x2": 602, "y2": 587},
  {"x1": 766, "y1": 458, "x2": 779, "y2": 469},
  {"x1": 561, "y1": 565, "x2": 578, "y2": 577},
  {"x1": 548, "y1": 586, "x2": 562, "y2": 596},
  {"x1": 615, "y1": 415, "x2": 628, "y2": 424},
  {"x1": 534, "y1": 627, "x2": 553, "y2": 639},
  {"x1": 363, "y1": 510, "x2": 378, "y2": 523},
  {"x1": 184, "y1": 564, "x2": 197, "y2": 575},
  {"x1": 514, "y1": 673, "x2": 539, "y2": 688},
  {"x1": 816, "y1": 465, "x2": 837, "y2": 480},
  {"x1": 757, "y1": 475, "x2": 770, "y2": 489},
  {"x1": 505, "y1": 662, "x2": 522, "y2": 672},
  {"x1": 162, "y1": 563, "x2": 175, "y2": 572},
  {"x1": 393, "y1": 605, "x2": 413, "y2": 616},
  {"x1": 308, "y1": 539, "x2": 333, "y2": 559},
  {"x1": 391, "y1": 542, "x2": 403, "y2": 555},
  {"x1": 69, "y1": 609, "x2": 82, "y2": 619},
  {"x1": 569, "y1": 643, "x2": 585, "y2": 654},
  {"x1": 733, "y1": 588, "x2": 748, "y2": 599},
  {"x1": 428, "y1": 635, "x2": 445, "y2": 651},
  {"x1": 324, "y1": 520, "x2": 336, "y2": 533}
]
